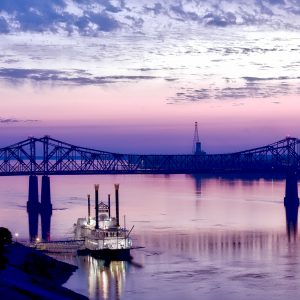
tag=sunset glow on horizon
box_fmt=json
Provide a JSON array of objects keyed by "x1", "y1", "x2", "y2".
[{"x1": 0, "y1": 0, "x2": 300, "y2": 154}]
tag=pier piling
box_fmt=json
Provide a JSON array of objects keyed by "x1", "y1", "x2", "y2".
[
  {"x1": 284, "y1": 169, "x2": 299, "y2": 207},
  {"x1": 27, "y1": 175, "x2": 39, "y2": 242},
  {"x1": 41, "y1": 175, "x2": 52, "y2": 242}
]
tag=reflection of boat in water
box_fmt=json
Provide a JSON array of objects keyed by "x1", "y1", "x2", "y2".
[
  {"x1": 76, "y1": 256, "x2": 129, "y2": 300},
  {"x1": 74, "y1": 184, "x2": 133, "y2": 260}
]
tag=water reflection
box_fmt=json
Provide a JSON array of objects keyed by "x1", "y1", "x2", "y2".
[
  {"x1": 77, "y1": 256, "x2": 128, "y2": 300},
  {"x1": 190, "y1": 174, "x2": 202, "y2": 197},
  {"x1": 136, "y1": 227, "x2": 299, "y2": 260},
  {"x1": 285, "y1": 206, "x2": 299, "y2": 242}
]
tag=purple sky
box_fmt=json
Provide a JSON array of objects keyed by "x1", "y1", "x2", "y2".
[{"x1": 0, "y1": 0, "x2": 300, "y2": 154}]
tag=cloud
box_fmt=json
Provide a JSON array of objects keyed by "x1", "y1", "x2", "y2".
[
  {"x1": 144, "y1": 3, "x2": 164, "y2": 15},
  {"x1": 0, "y1": 0, "x2": 300, "y2": 35},
  {"x1": 266, "y1": 0, "x2": 285, "y2": 4},
  {"x1": 0, "y1": 117, "x2": 39, "y2": 123},
  {"x1": 168, "y1": 76, "x2": 300, "y2": 103},
  {"x1": 203, "y1": 12, "x2": 237, "y2": 27},
  {"x1": 0, "y1": 0, "x2": 122, "y2": 35},
  {"x1": 242, "y1": 76, "x2": 300, "y2": 81},
  {"x1": 0, "y1": 16, "x2": 9, "y2": 33},
  {"x1": 0, "y1": 68, "x2": 157, "y2": 85},
  {"x1": 0, "y1": 1, "x2": 299, "y2": 103},
  {"x1": 169, "y1": 3, "x2": 200, "y2": 21},
  {"x1": 73, "y1": 12, "x2": 120, "y2": 35},
  {"x1": 88, "y1": 12, "x2": 120, "y2": 31},
  {"x1": 0, "y1": 0, "x2": 67, "y2": 33}
]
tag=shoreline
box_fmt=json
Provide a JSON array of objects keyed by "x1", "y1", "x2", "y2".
[{"x1": 0, "y1": 242, "x2": 88, "y2": 300}]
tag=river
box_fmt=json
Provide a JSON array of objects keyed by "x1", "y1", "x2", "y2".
[{"x1": 0, "y1": 174, "x2": 299, "y2": 300}]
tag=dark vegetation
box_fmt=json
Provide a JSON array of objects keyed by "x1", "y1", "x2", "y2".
[
  {"x1": 0, "y1": 227, "x2": 87, "y2": 299},
  {"x1": 0, "y1": 227, "x2": 12, "y2": 269}
]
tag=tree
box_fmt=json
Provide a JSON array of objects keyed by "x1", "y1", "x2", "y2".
[
  {"x1": 0, "y1": 227, "x2": 12, "y2": 247},
  {"x1": 0, "y1": 227, "x2": 12, "y2": 270}
]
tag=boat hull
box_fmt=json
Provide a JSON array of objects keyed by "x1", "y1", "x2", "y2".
[{"x1": 78, "y1": 248, "x2": 132, "y2": 261}]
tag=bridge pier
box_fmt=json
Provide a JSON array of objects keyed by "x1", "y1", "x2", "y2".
[
  {"x1": 284, "y1": 169, "x2": 299, "y2": 207},
  {"x1": 27, "y1": 175, "x2": 39, "y2": 242},
  {"x1": 40, "y1": 175, "x2": 52, "y2": 241}
]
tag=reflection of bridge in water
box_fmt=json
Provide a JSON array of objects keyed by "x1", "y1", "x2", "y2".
[
  {"x1": 0, "y1": 136, "x2": 299, "y2": 241},
  {"x1": 138, "y1": 219, "x2": 300, "y2": 258}
]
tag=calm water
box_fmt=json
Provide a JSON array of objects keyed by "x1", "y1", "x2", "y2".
[{"x1": 1, "y1": 174, "x2": 300, "y2": 300}]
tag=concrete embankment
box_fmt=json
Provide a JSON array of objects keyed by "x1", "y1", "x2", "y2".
[{"x1": 0, "y1": 242, "x2": 88, "y2": 300}]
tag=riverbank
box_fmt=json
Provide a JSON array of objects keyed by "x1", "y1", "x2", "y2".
[{"x1": 0, "y1": 242, "x2": 88, "y2": 300}]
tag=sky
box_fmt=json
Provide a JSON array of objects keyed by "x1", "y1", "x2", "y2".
[{"x1": 0, "y1": 0, "x2": 300, "y2": 154}]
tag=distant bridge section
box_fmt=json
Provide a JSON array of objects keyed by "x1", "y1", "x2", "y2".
[{"x1": 0, "y1": 136, "x2": 299, "y2": 176}]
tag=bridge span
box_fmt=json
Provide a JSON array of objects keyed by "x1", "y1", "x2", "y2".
[{"x1": 0, "y1": 136, "x2": 299, "y2": 175}]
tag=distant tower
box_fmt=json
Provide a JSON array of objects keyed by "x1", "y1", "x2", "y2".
[{"x1": 193, "y1": 122, "x2": 202, "y2": 155}]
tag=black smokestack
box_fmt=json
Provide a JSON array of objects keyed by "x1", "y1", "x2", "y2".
[
  {"x1": 108, "y1": 194, "x2": 111, "y2": 218},
  {"x1": 95, "y1": 184, "x2": 99, "y2": 229},
  {"x1": 115, "y1": 184, "x2": 120, "y2": 227},
  {"x1": 87, "y1": 194, "x2": 91, "y2": 224}
]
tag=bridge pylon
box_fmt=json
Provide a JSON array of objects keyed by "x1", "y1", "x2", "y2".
[
  {"x1": 41, "y1": 175, "x2": 52, "y2": 242},
  {"x1": 27, "y1": 175, "x2": 39, "y2": 242},
  {"x1": 284, "y1": 169, "x2": 299, "y2": 207},
  {"x1": 27, "y1": 175, "x2": 53, "y2": 242}
]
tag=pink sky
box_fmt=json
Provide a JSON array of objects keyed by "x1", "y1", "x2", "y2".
[{"x1": 0, "y1": 82, "x2": 299, "y2": 154}]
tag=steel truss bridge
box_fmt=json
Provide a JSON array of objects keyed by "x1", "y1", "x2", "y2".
[{"x1": 0, "y1": 136, "x2": 299, "y2": 176}]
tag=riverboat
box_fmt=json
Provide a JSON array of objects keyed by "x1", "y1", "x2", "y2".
[{"x1": 74, "y1": 184, "x2": 133, "y2": 260}]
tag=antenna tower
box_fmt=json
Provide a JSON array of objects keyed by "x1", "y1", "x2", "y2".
[{"x1": 193, "y1": 122, "x2": 201, "y2": 154}]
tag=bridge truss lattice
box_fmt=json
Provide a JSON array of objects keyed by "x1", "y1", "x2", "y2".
[{"x1": 0, "y1": 136, "x2": 299, "y2": 176}]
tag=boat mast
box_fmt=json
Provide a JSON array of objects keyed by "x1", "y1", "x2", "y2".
[
  {"x1": 95, "y1": 184, "x2": 99, "y2": 229},
  {"x1": 115, "y1": 184, "x2": 120, "y2": 227},
  {"x1": 108, "y1": 194, "x2": 111, "y2": 218},
  {"x1": 87, "y1": 194, "x2": 91, "y2": 224}
]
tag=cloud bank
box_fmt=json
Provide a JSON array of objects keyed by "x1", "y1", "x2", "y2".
[
  {"x1": 0, "y1": 0, "x2": 300, "y2": 36},
  {"x1": 168, "y1": 76, "x2": 300, "y2": 103},
  {"x1": 0, "y1": 1, "x2": 300, "y2": 103}
]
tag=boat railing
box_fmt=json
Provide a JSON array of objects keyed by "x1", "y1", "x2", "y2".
[{"x1": 87, "y1": 227, "x2": 129, "y2": 238}]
